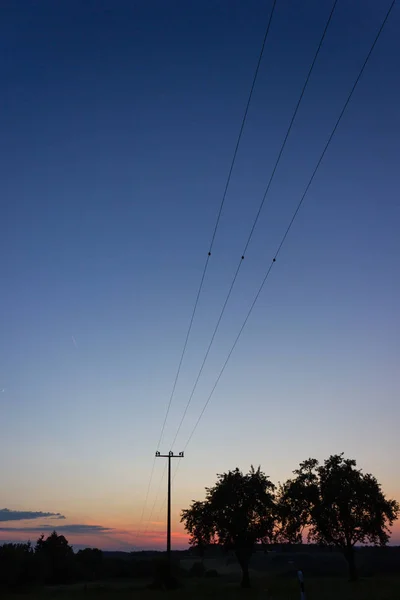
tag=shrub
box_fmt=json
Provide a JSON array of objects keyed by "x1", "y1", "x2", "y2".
[
  {"x1": 190, "y1": 561, "x2": 206, "y2": 577},
  {"x1": 204, "y1": 569, "x2": 219, "y2": 578}
]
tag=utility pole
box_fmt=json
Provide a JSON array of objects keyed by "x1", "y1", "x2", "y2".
[{"x1": 155, "y1": 450, "x2": 184, "y2": 580}]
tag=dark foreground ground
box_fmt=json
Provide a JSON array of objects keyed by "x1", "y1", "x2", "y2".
[
  {"x1": 2, "y1": 548, "x2": 400, "y2": 599},
  {"x1": 2, "y1": 575, "x2": 400, "y2": 600}
]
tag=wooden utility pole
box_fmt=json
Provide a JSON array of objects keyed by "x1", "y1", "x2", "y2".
[{"x1": 155, "y1": 451, "x2": 184, "y2": 578}]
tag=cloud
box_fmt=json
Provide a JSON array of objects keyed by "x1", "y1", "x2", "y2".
[
  {"x1": 54, "y1": 525, "x2": 114, "y2": 534},
  {"x1": 0, "y1": 524, "x2": 113, "y2": 534},
  {"x1": 0, "y1": 509, "x2": 65, "y2": 522},
  {"x1": 0, "y1": 524, "x2": 114, "y2": 535}
]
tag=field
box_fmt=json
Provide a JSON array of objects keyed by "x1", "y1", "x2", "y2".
[
  {"x1": 2, "y1": 576, "x2": 400, "y2": 600},
  {"x1": 2, "y1": 567, "x2": 400, "y2": 600},
  {"x1": 2, "y1": 549, "x2": 400, "y2": 599}
]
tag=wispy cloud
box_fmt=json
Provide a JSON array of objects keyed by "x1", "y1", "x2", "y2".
[
  {"x1": 0, "y1": 524, "x2": 114, "y2": 534},
  {"x1": 0, "y1": 509, "x2": 65, "y2": 522},
  {"x1": 71, "y1": 335, "x2": 78, "y2": 349}
]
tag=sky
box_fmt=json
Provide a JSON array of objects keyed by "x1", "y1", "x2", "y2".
[{"x1": 1, "y1": 0, "x2": 399, "y2": 551}]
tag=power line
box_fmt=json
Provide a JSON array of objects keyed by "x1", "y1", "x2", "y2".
[
  {"x1": 168, "y1": 0, "x2": 339, "y2": 451},
  {"x1": 208, "y1": 0, "x2": 278, "y2": 251},
  {"x1": 156, "y1": 461, "x2": 181, "y2": 521},
  {"x1": 136, "y1": 0, "x2": 278, "y2": 537},
  {"x1": 179, "y1": 0, "x2": 396, "y2": 453},
  {"x1": 155, "y1": 0, "x2": 277, "y2": 453},
  {"x1": 152, "y1": 0, "x2": 395, "y2": 523},
  {"x1": 143, "y1": 462, "x2": 167, "y2": 535}
]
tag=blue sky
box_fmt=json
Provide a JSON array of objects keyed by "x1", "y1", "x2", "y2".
[{"x1": 1, "y1": 0, "x2": 399, "y2": 549}]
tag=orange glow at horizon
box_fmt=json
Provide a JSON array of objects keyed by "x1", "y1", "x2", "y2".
[
  {"x1": 0, "y1": 518, "x2": 190, "y2": 551},
  {"x1": 1, "y1": 513, "x2": 399, "y2": 550}
]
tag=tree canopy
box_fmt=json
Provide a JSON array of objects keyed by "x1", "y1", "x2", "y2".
[
  {"x1": 0, "y1": 542, "x2": 34, "y2": 587},
  {"x1": 35, "y1": 531, "x2": 74, "y2": 583},
  {"x1": 278, "y1": 454, "x2": 399, "y2": 580},
  {"x1": 181, "y1": 465, "x2": 276, "y2": 587}
]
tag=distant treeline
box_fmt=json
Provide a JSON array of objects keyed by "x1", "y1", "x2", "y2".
[
  {"x1": 0, "y1": 533, "x2": 195, "y2": 589},
  {"x1": 0, "y1": 531, "x2": 159, "y2": 589},
  {"x1": 1, "y1": 533, "x2": 399, "y2": 590},
  {"x1": 194, "y1": 542, "x2": 400, "y2": 577}
]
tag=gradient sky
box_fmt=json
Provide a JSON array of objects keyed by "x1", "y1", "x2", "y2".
[{"x1": 1, "y1": 0, "x2": 399, "y2": 551}]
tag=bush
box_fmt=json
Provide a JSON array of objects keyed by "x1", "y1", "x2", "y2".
[
  {"x1": 204, "y1": 569, "x2": 219, "y2": 578},
  {"x1": 132, "y1": 559, "x2": 153, "y2": 578},
  {"x1": 149, "y1": 557, "x2": 182, "y2": 590},
  {"x1": 189, "y1": 561, "x2": 206, "y2": 577},
  {"x1": 0, "y1": 543, "x2": 36, "y2": 588},
  {"x1": 75, "y1": 548, "x2": 103, "y2": 581}
]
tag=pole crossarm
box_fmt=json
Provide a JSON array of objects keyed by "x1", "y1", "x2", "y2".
[{"x1": 155, "y1": 451, "x2": 184, "y2": 458}]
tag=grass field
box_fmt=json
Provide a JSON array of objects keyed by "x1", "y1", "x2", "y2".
[
  {"x1": 2, "y1": 550, "x2": 399, "y2": 599},
  {"x1": 2, "y1": 576, "x2": 400, "y2": 600}
]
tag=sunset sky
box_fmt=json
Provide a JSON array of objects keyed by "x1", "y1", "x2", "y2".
[{"x1": 1, "y1": 0, "x2": 399, "y2": 551}]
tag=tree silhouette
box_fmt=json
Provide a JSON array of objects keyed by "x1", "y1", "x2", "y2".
[
  {"x1": 0, "y1": 542, "x2": 34, "y2": 587},
  {"x1": 76, "y1": 548, "x2": 103, "y2": 581},
  {"x1": 278, "y1": 454, "x2": 399, "y2": 581},
  {"x1": 35, "y1": 531, "x2": 74, "y2": 583},
  {"x1": 181, "y1": 466, "x2": 276, "y2": 588}
]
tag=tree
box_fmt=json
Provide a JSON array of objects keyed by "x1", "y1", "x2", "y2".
[
  {"x1": 76, "y1": 548, "x2": 103, "y2": 581},
  {"x1": 278, "y1": 454, "x2": 399, "y2": 581},
  {"x1": 276, "y1": 458, "x2": 319, "y2": 544},
  {"x1": 0, "y1": 542, "x2": 35, "y2": 587},
  {"x1": 181, "y1": 466, "x2": 276, "y2": 588},
  {"x1": 35, "y1": 531, "x2": 74, "y2": 583}
]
